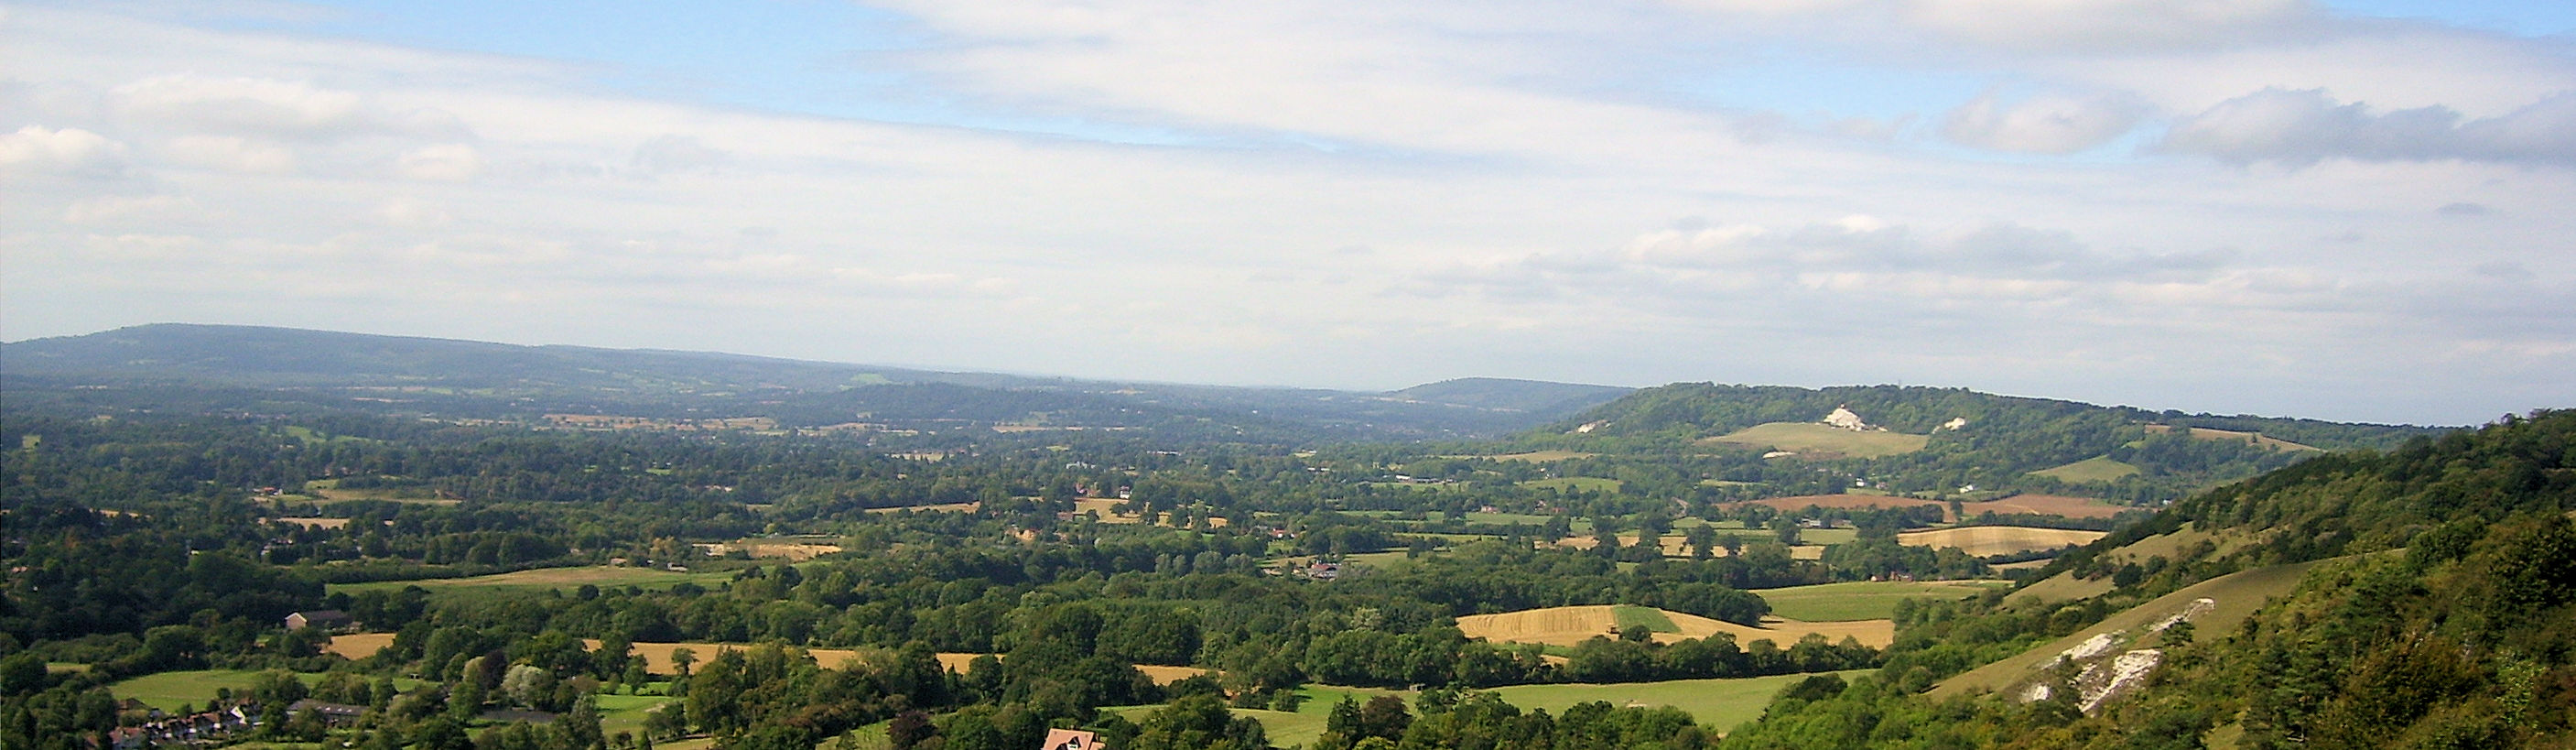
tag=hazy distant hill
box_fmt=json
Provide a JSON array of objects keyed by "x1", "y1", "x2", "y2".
[
  {"x1": 1389, "y1": 377, "x2": 1631, "y2": 414},
  {"x1": 0, "y1": 324, "x2": 1616, "y2": 438}
]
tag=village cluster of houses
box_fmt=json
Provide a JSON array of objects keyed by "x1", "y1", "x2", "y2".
[{"x1": 103, "y1": 699, "x2": 364, "y2": 749}]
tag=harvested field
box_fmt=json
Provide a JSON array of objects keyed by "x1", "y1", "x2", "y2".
[
  {"x1": 1733, "y1": 494, "x2": 1947, "y2": 516},
  {"x1": 1072, "y1": 499, "x2": 1138, "y2": 523},
  {"x1": 1898, "y1": 527, "x2": 2107, "y2": 557},
  {"x1": 1136, "y1": 665, "x2": 1212, "y2": 684},
  {"x1": 274, "y1": 516, "x2": 351, "y2": 529},
  {"x1": 932, "y1": 653, "x2": 1203, "y2": 684},
  {"x1": 1455, "y1": 605, "x2": 1894, "y2": 649},
  {"x1": 325, "y1": 633, "x2": 396, "y2": 660},
  {"x1": 585, "y1": 641, "x2": 869, "y2": 674},
  {"x1": 1701, "y1": 422, "x2": 1930, "y2": 459},
  {"x1": 1965, "y1": 495, "x2": 2133, "y2": 519}
]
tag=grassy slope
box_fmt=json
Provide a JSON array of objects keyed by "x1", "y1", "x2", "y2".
[
  {"x1": 1702, "y1": 422, "x2": 1931, "y2": 458},
  {"x1": 328, "y1": 566, "x2": 741, "y2": 595},
  {"x1": 1929, "y1": 559, "x2": 2324, "y2": 698},
  {"x1": 2028, "y1": 456, "x2": 2141, "y2": 483}
]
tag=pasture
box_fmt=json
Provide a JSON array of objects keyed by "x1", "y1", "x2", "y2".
[
  {"x1": 1751, "y1": 581, "x2": 2008, "y2": 622},
  {"x1": 329, "y1": 566, "x2": 739, "y2": 596},
  {"x1": 1490, "y1": 670, "x2": 1874, "y2": 734},
  {"x1": 861, "y1": 502, "x2": 979, "y2": 515},
  {"x1": 2027, "y1": 456, "x2": 2141, "y2": 484},
  {"x1": 1701, "y1": 422, "x2": 1930, "y2": 459},
  {"x1": 1896, "y1": 527, "x2": 2107, "y2": 557},
  {"x1": 109, "y1": 670, "x2": 279, "y2": 712},
  {"x1": 1731, "y1": 494, "x2": 1947, "y2": 516},
  {"x1": 1475, "y1": 451, "x2": 1598, "y2": 462}
]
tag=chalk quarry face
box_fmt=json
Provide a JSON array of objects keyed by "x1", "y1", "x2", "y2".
[{"x1": 2019, "y1": 598, "x2": 2214, "y2": 715}]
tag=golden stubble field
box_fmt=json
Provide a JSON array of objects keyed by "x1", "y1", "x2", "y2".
[
  {"x1": 1454, "y1": 605, "x2": 1895, "y2": 649},
  {"x1": 1896, "y1": 527, "x2": 2108, "y2": 557}
]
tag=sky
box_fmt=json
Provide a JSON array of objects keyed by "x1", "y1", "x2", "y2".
[{"x1": 4, "y1": 0, "x2": 2572, "y2": 426}]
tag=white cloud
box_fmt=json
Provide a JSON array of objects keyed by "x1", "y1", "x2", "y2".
[
  {"x1": 1901, "y1": 0, "x2": 2310, "y2": 52},
  {"x1": 0, "y1": 125, "x2": 125, "y2": 172},
  {"x1": 371, "y1": 197, "x2": 453, "y2": 227},
  {"x1": 107, "y1": 72, "x2": 470, "y2": 141},
  {"x1": 395, "y1": 143, "x2": 482, "y2": 180},
  {"x1": 163, "y1": 134, "x2": 297, "y2": 173},
  {"x1": 1941, "y1": 90, "x2": 2148, "y2": 153},
  {"x1": 113, "y1": 73, "x2": 363, "y2": 134},
  {"x1": 2160, "y1": 88, "x2": 2576, "y2": 167},
  {"x1": 62, "y1": 194, "x2": 217, "y2": 223},
  {"x1": 629, "y1": 134, "x2": 728, "y2": 175},
  {"x1": 5, "y1": 3, "x2": 2574, "y2": 423}
]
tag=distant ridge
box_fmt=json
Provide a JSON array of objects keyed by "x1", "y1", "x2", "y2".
[{"x1": 0, "y1": 324, "x2": 1625, "y2": 438}]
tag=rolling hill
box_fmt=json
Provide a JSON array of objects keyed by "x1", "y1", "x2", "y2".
[{"x1": 1722, "y1": 409, "x2": 2576, "y2": 748}]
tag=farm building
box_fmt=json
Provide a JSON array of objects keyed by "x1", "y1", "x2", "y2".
[
  {"x1": 282, "y1": 610, "x2": 354, "y2": 631},
  {"x1": 1040, "y1": 728, "x2": 1101, "y2": 750}
]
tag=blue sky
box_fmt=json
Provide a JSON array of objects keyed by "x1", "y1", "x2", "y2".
[{"x1": 5, "y1": 0, "x2": 2573, "y2": 424}]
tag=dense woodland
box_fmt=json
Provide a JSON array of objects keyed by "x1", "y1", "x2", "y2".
[{"x1": 4, "y1": 327, "x2": 2563, "y2": 749}]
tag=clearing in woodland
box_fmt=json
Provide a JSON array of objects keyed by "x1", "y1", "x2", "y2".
[
  {"x1": 1751, "y1": 581, "x2": 2009, "y2": 622},
  {"x1": 1701, "y1": 422, "x2": 1931, "y2": 459},
  {"x1": 327, "y1": 565, "x2": 737, "y2": 595}
]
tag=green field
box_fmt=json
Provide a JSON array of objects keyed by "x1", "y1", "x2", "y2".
[
  {"x1": 329, "y1": 565, "x2": 741, "y2": 595},
  {"x1": 1770, "y1": 527, "x2": 1858, "y2": 546},
  {"x1": 593, "y1": 692, "x2": 678, "y2": 740},
  {"x1": 110, "y1": 670, "x2": 303, "y2": 712},
  {"x1": 2029, "y1": 456, "x2": 2142, "y2": 483},
  {"x1": 1750, "y1": 581, "x2": 2008, "y2": 622},
  {"x1": 1519, "y1": 477, "x2": 1624, "y2": 493},
  {"x1": 108, "y1": 670, "x2": 435, "y2": 713},
  {"x1": 1611, "y1": 605, "x2": 1678, "y2": 633},
  {"x1": 1489, "y1": 670, "x2": 1871, "y2": 734},
  {"x1": 1703, "y1": 422, "x2": 1931, "y2": 459}
]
